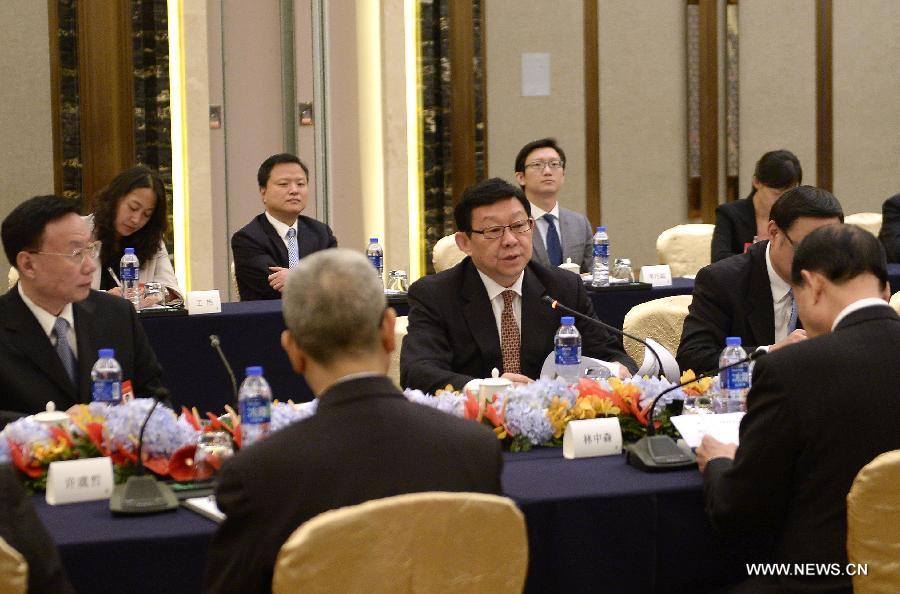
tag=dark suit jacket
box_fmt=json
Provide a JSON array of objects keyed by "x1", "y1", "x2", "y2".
[
  {"x1": 677, "y1": 241, "x2": 774, "y2": 374},
  {"x1": 400, "y1": 258, "x2": 637, "y2": 393},
  {"x1": 231, "y1": 213, "x2": 337, "y2": 301},
  {"x1": 0, "y1": 288, "x2": 164, "y2": 427},
  {"x1": 531, "y1": 206, "x2": 594, "y2": 272},
  {"x1": 0, "y1": 464, "x2": 75, "y2": 594},
  {"x1": 878, "y1": 193, "x2": 900, "y2": 263},
  {"x1": 203, "y1": 375, "x2": 503, "y2": 594},
  {"x1": 703, "y1": 305, "x2": 900, "y2": 592},
  {"x1": 711, "y1": 195, "x2": 757, "y2": 263}
]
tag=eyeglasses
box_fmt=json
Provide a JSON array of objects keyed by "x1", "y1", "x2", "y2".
[
  {"x1": 470, "y1": 218, "x2": 534, "y2": 240},
  {"x1": 27, "y1": 241, "x2": 101, "y2": 263},
  {"x1": 524, "y1": 159, "x2": 564, "y2": 171}
]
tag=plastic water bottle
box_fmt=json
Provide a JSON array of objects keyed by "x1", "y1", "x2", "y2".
[
  {"x1": 120, "y1": 247, "x2": 141, "y2": 310},
  {"x1": 591, "y1": 226, "x2": 609, "y2": 287},
  {"x1": 366, "y1": 237, "x2": 384, "y2": 287},
  {"x1": 91, "y1": 348, "x2": 122, "y2": 405},
  {"x1": 717, "y1": 337, "x2": 750, "y2": 413},
  {"x1": 554, "y1": 316, "x2": 582, "y2": 384},
  {"x1": 238, "y1": 366, "x2": 272, "y2": 447}
]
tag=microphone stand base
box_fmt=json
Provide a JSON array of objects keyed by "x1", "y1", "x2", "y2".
[
  {"x1": 110, "y1": 475, "x2": 179, "y2": 515},
  {"x1": 626, "y1": 435, "x2": 697, "y2": 472}
]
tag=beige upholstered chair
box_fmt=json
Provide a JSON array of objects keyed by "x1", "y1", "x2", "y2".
[
  {"x1": 272, "y1": 492, "x2": 528, "y2": 594},
  {"x1": 433, "y1": 234, "x2": 466, "y2": 273},
  {"x1": 656, "y1": 224, "x2": 715, "y2": 277},
  {"x1": 890, "y1": 292, "x2": 900, "y2": 315},
  {"x1": 845, "y1": 212, "x2": 882, "y2": 237},
  {"x1": 8, "y1": 266, "x2": 18, "y2": 290},
  {"x1": 846, "y1": 449, "x2": 900, "y2": 593},
  {"x1": 622, "y1": 295, "x2": 693, "y2": 366},
  {"x1": 228, "y1": 260, "x2": 241, "y2": 302},
  {"x1": 388, "y1": 315, "x2": 408, "y2": 387},
  {"x1": 0, "y1": 536, "x2": 28, "y2": 594}
]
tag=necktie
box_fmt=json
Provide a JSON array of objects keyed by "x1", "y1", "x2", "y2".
[
  {"x1": 787, "y1": 289, "x2": 799, "y2": 333},
  {"x1": 543, "y1": 213, "x2": 563, "y2": 267},
  {"x1": 500, "y1": 290, "x2": 521, "y2": 375},
  {"x1": 53, "y1": 317, "x2": 78, "y2": 385},
  {"x1": 286, "y1": 227, "x2": 299, "y2": 268}
]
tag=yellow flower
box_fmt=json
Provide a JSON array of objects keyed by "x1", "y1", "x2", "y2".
[
  {"x1": 32, "y1": 439, "x2": 71, "y2": 464},
  {"x1": 680, "y1": 369, "x2": 714, "y2": 395},
  {"x1": 547, "y1": 396, "x2": 574, "y2": 439},
  {"x1": 594, "y1": 397, "x2": 621, "y2": 417}
]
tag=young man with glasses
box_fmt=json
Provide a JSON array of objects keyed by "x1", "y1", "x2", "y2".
[
  {"x1": 400, "y1": 178, "x2": 636, "y2": 393},
  {"x1": 514, "y1": 138, "x2": 594, "y2": 272},
  {"x1": 677, "y1": 186, "x2": 844, "y2": 374},
  {"x1": 0, "y1": 195, "x2": 164, "y2": 427}
]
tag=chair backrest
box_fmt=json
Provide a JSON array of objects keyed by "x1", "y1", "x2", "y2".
[
  {"x1": 387, "y1": 315, "x2": 408, "y2": 387},
  {"x1": 0, "y1": 536, "x2": 28, "y2": 594},
  {"x1": 272, "y1": 491, "x2": 528, "y2": 594},
  {"x1": 846, "y1": 448, "x2": 900, "y2": 594},
  {"x1": 8, "y1": 266, "x2": 18, "y2": 290},
  {"x1": 656, "y1": 224, "x2": 715, "y2": 277},
  {"x1": 890, "y1": 292, "x2": 900, "y2": 315},
  {"x1": 844, "y1": 212, "x2": 882, "y2": 237},
  {"x1": 622, "y1": 294, "x2": 693, "y2": 365},
  {"x1": 229, "y1": 260, "x2": 240, "y2": 302},
  {"x1": 433, "y1": 234, "x2": 466, "y2": 273}
]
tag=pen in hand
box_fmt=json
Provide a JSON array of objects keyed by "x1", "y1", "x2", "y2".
[{"x1": 107, "y1": 267, "x2": 122, "y2": 288}]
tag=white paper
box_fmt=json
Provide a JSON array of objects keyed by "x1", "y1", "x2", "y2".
[
  {"x1": 521, "y1": 53, "x2": 550, "y2": 96},
  {"x1": 539, "y1": 353, "x2": 620, "y2": 381},
  {"x1": 183, "y1": 495, "x2": 226, "y2": 523},
  {"x1": 187, "y1": 290, "x2": 222, "y2": 315},
  {"x1": 563, "y1": 418, "x2": 623, "y2": 459},
  {"x1": 670, "y1": 412, "x2": 745, "y2": 449},
  {"x1": 46, "y1": 457, "x2": 114, "y2": 505},
  {"x1": 639, "y1": 265, "x2": 673, "y2": 287},
  {"x1": 635, "y1": 338, "x2": 681, "y2": 382}
]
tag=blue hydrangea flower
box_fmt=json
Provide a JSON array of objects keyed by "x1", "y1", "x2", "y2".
[
  {"x1": 106, "y1": 399, "x2": 197, "y2": 458},
  {"x1": 501, "y1": 378, "x2": 574, "y2": 445},
  {"x1": 403, "y1": 388, "x2": 465, "y2": 417},
  {"x1": 271, "y1": 399, "x2": 317, "y2": 432},
  {"x1": 0, "y1": 417, "x2": 53, "y2": 459}
]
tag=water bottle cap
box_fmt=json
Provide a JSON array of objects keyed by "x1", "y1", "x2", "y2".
[
  {"x1": 725, "y1": 337, "x2": 741, "y2": 346},
  {"x1": 369, "y1": 237, "x2": 379, "y2": 243},
  {"x1": 561, "y1": 316, "x2": 575, "y2": 325},
  {"x1": 597, "y1": 226, "x2": 606, "y2": 232},
  {"x1": 124, "y1": 247, "x2": 135, "y2": 254},
  {"x1": 98, "y1": 348, "x2": 115, "y2": 358},
  {"x1": 245, "y1": 366, "x2": 263, "y2": 376}
]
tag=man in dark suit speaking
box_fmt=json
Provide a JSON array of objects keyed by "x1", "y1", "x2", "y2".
[
  {"x1": 231, "y1": 153, "x2": 337, "y2": 300},
  {"x1": 697, "y1": 224, "x2": 900, "y2": 593},
  {"x1": 0, "y1": 195, "x2": 164, "y2": 427},
  {"x1": 400, "y1": 178, "x2": 636, "y2": 393},
  {"x1": 204, "y1": 249, "x2": 502, "y2": 593}
]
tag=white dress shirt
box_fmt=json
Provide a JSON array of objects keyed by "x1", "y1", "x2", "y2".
[
  {"x1": 765, "y1": 243, "x2": 794, "y2": 343},
  {"x1": 18, "y1": 283, "x2": 78, "y2": 359},
  {"x1": 264, "y1": 211, "x2": 299, "y2": 254},
  {"x1": 476, "y1": 270, "x2": 524, "y2": 340},
  {"x1": 529, "y1": 201, "x2": 561, "y2": 251}
]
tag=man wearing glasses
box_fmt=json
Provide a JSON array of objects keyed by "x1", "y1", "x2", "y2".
[
  {"x1": 0, "y1": 195, "x2": 163, "y2": 427},
  {"x1": 400, "y1": 178, "x2": 636, "y2": 393},
  {"x1": 514, "y1": 138, "x2": 594, "y2": 272},
  {"x1": 677, "y1": 186, "x2": 843, "y2": 374}
]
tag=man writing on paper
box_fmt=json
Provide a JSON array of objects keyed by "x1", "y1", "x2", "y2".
[
  {"x1": 697, "y1": 224, "x2": 900, "y2": 593},
  {"x1": 677, "y1": 186, "x2": 843, "y2": 374},
  {"x1": 400, "y1": 178, "x2": 636, "y2": 394},
  {"x1": 0, "y1": 195, "x2": 164, "y2": 427},
  {"x1": 204, "y1": 249, "x2": 502, "y2": 593}
]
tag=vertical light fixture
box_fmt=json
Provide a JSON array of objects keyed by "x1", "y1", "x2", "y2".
[
  {"x1": 167, "y1": 0, "x2": 189, "y2": 290},
  {"x1": 356, "y1": 0, "x2": 385, "y2": 246},
  {"x1": 404, "y1": 0, "x2": 423, "y2": 280}
]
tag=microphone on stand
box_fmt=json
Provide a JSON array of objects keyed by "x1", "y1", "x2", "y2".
[
  {"x1": 110, "y1": 387, "x2": 179, "y2": 514},
  {"x1": 209, "y1": 334, "x2": 238, "y2": 408},
  {"x1": 542, "y1": 295, "x2": 664, "y2": 379},
  {"x1": 625, "y1": 350, "x2": 766, "y2": 471}
]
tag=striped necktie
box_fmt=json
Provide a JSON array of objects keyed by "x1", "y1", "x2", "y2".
[{"x1": 53, "y1": 317, "x2": 78, "y2": 385}]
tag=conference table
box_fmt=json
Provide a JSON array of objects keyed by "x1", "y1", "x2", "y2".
[{"x1": 34, "y1": 448, "x2": 756, "y2": 594}]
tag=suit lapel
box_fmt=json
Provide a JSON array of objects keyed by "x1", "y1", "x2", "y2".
[
  {"x1": 520, "y1": 266, "x2": 557, "y2": 375},
  {"x1": 74, "y1": 296, "x2": 98, "y2": 401},
  {"x1": 296, "y1": 218, "x2": 317, "y2": 259},
  {"x1": 258, "y1": 214, "x2": 289, "y2": 267},
  {"x1": 745, "y1": 244, "x2": 776, "y2": 345},
  {"x1": 559, "y1": 210, "x2": 577, "y2": 261},
  {"x1": 460, "y1": 263, "x2": 503, "y2": 370},
  {"x1": 531, "y1": 227, "x2": 550, "y2": 267}
]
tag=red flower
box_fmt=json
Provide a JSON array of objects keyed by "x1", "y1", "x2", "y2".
[
  {"x1": 143, "y1": 456, "x2": 169, "y2": 477},
  {"x1": 85, "y1": 422, "x2": 107, "y2": 454},
  {"x1": 8, "y1": 442, "x2": 44, "y2": 478},
  {"x1": 168, "y1": 444, "x2": 213, "y2": 482},
  {"x1": 49, "y1": 426, "x2": 73, "y2": 448},
  {"x1": 181, "y1": 406, "x2": 202, "y2": 430}
]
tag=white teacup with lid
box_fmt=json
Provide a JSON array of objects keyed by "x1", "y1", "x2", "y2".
[
  {"x1": 32, "y1": 401, "x2": 69, "y2": 427},
  {"x1": 463, "y1": 368, "x2": 513, "y2": 403},
  {"x1": 558, "y1": 258, "x2": 581, "y2": 275}
]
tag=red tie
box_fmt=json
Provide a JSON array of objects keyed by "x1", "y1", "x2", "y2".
[{"x1": 500, "y1": 290, "x2": 521, "y2": 375}]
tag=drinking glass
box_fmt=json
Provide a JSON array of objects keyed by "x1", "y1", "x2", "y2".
[
  {"x1": 195, "y1": 431, "x2": 234, "y2": 478},
  {"x1": 387, "y1": 270, "x2": 409, "y2": 292},
  {"x1": 611, "y1": 259, "x2": 634, "y2": 283},
  {"x1": 142, "y1": 282, "x2": 165, "y2": 307}
]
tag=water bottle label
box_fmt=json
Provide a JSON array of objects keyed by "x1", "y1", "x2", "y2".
[
  {"x1": 723, "y1": 365, "x2": 749, "y2": 390},
  {"x1": 593, "y1": 243, "x2": 609, "y2": 258},
  {"x1": 121, "y1": 264, "x2": 138, "y2": 282},
  {"x1": 367, "y1": 255, "x2": 383, "y2": 270},
  {"x1": 92, "y1": 380, "x2": 121, "y2": 403},
  {"x1": 240, "y1": 396, "x2": 271, "y2": 425},
  {"x1": 555, "y1": 345, "x2": 581, "y2": 366}
]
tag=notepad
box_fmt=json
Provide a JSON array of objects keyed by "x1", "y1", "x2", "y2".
[{"x1": 182, "y1": 495, "x2": 225, "y2": 523}]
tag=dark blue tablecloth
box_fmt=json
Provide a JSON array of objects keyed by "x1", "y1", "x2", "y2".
[{"x1": 35, "y1": 448, "x2": 757, "y2": 594}]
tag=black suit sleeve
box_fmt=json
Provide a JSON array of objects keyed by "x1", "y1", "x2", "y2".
[
  {"x1": 575, "y1": 281, "x2": 638, "y2": 373},
  {"x1": 400, "y1": 280, "x2": 475, "y2": 392},
  {"x1": 231, "y1": 227, "x2": 282, "y2": 301},
  {"x1": 711, "y1": 205, "x2": 739, "y2": 263},
  {"x1": 0, "y1": 465, "x2": 76, "y2": 594},
  {"x1": 878, "y1": 194, "x2": 900, "y2": 264},
  {"x1": 702, "y1": 357, "x2": 795, "y2": 537},
  {"x1": 128, "y1": 304, "x2": 164, "y2": 398},
  {"x1": 677, "y1": 264, "x2": 740, "y2": 374}
]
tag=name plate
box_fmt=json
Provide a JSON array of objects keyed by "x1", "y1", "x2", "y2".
[
  {"x1": 46, "y1": 457, "x2": 114, "y2": 505},
  {"x1": 639, "y1": 265, "x2": 673, "y2": 287},
  {"x1": 563, "y1": 418, "x2": 623, "y2": 459},
  {"x1": 187, "y1": 290, "x2": 222, "y2": 315}
]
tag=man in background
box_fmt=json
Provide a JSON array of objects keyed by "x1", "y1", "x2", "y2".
[
  {"x1": 204, "y1": 249, "x2": 502, "y2": 593},
  {"x1": 877, "y1": 191, "x2": 900, "y2": 263},
  {"x1": 697, "y1": 224, "x2": 900, "y2": 592},
  {"x1": 514, "y1": 138, "x2": 594, "y2": 272},
  {"x1": 231, "y1": 153, "x2": 337, "y2": 300}
]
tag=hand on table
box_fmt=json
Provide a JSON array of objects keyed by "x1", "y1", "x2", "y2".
[
  {"x1": 769, "y1": 329, "x2": 807, "y2": 352},
  {"x1": 696, "y1": 434, "x2": 737, "y2": 473},
  {"x1": 501, "y1": 372, "x2": 533, "y2": 385},
  {"x1": 268, "y1": 267, "x2": 290, "y2": 293},
  {"x1": 107, "y1": 287, "x2": 123, "y2": 297}
]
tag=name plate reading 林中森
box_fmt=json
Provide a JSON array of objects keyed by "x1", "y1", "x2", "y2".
[
  {"x1": 639, "y1": 265, "x2": 673, "y2": 287},
  {"x1": 563, "y1": 417, "x2": 623, "y2": 459},
  {"x1": 46, "y1": 457, "x2": 114, "y2": 505},
  {"x1": 187, "y1": 290, "x2": 222, "y2": 315}
]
